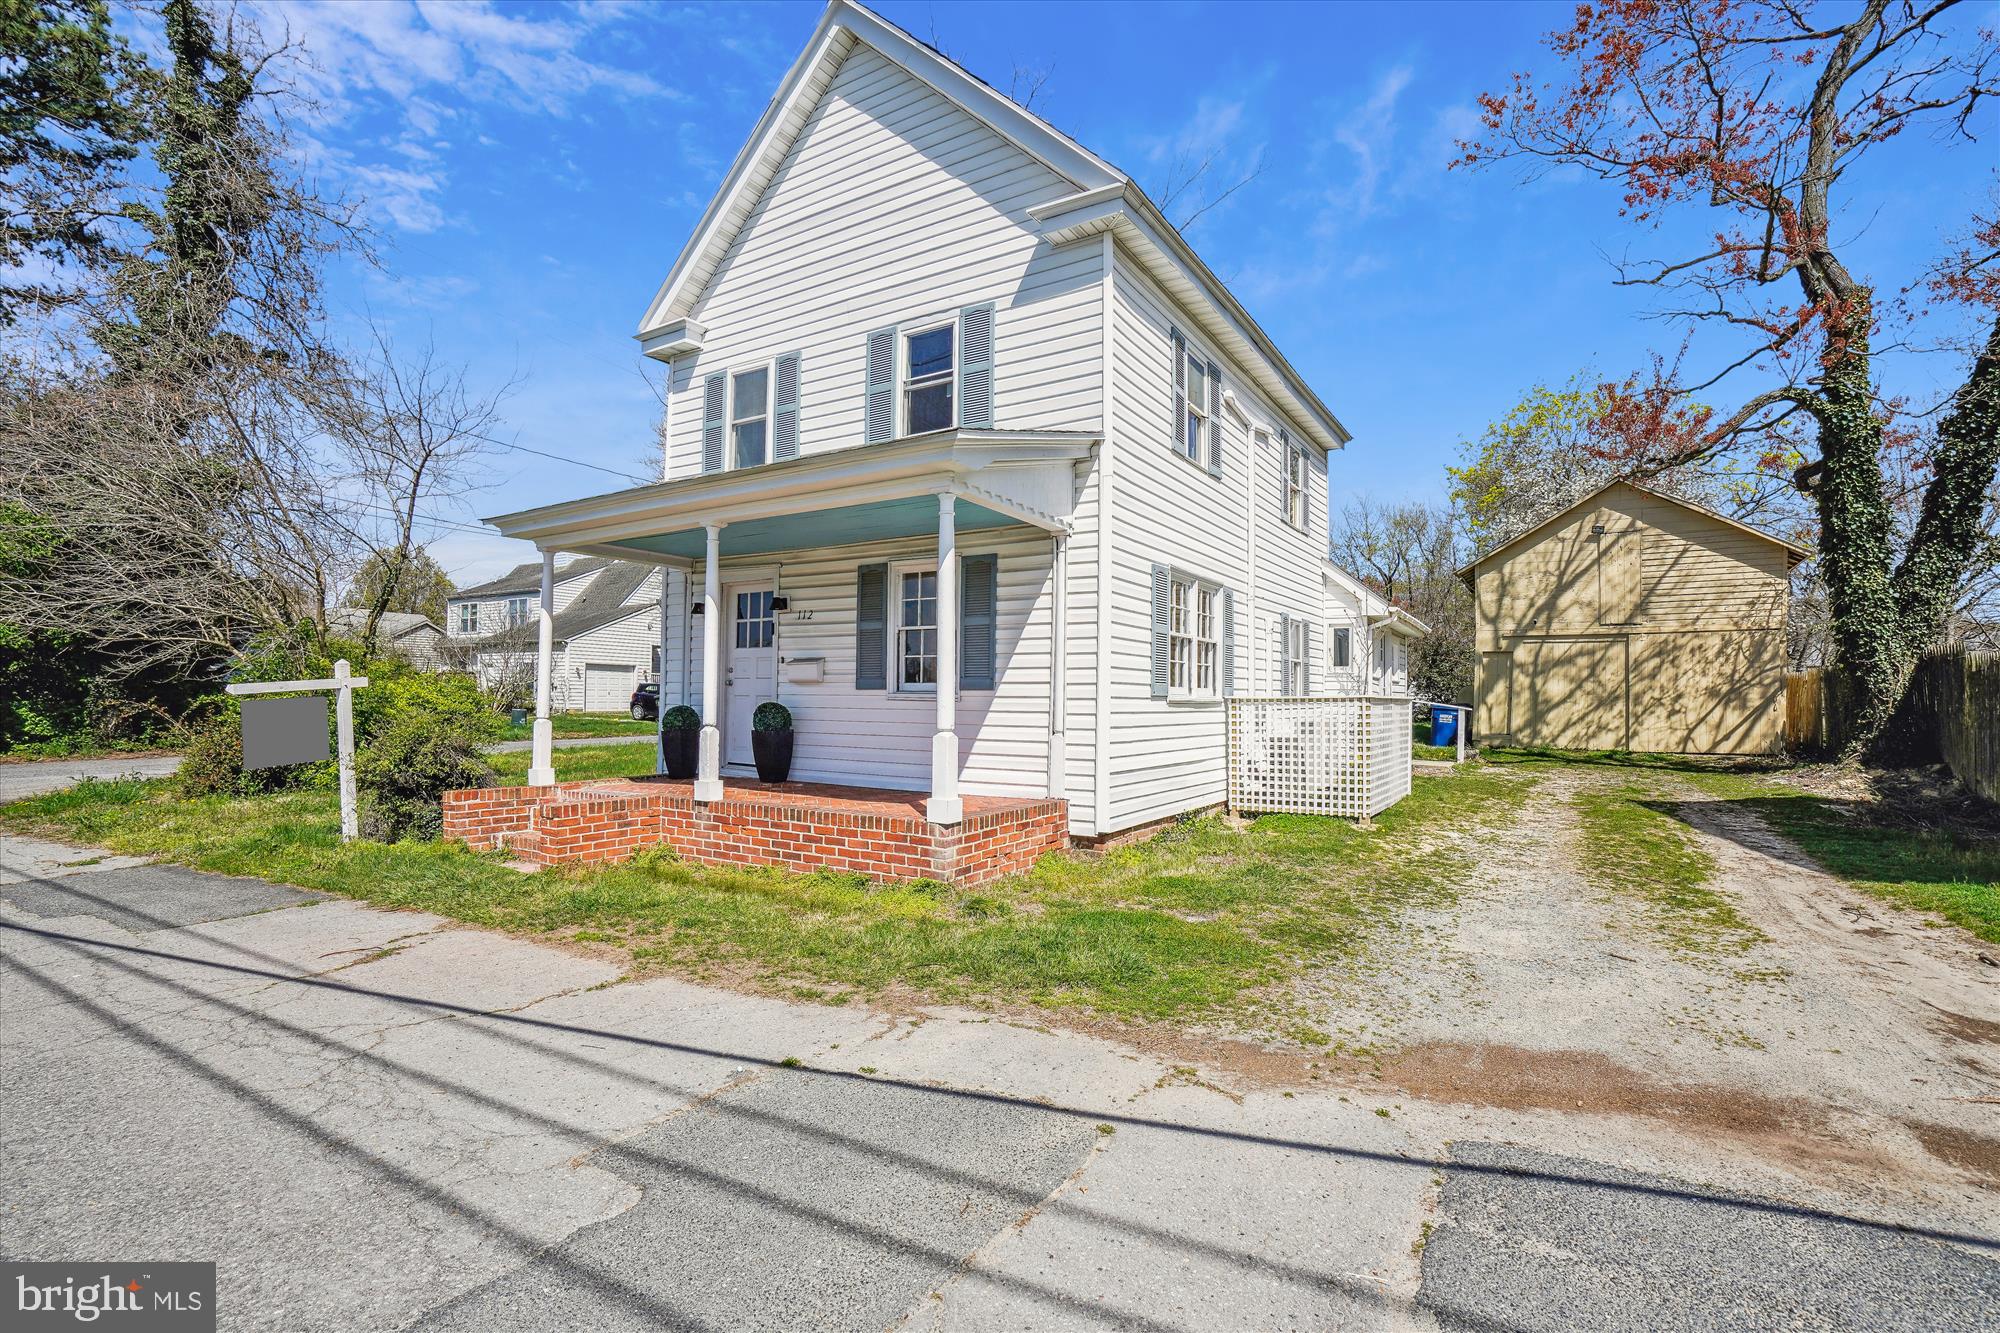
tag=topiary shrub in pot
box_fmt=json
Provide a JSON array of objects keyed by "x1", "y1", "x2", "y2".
[
  {"x1": 751, "y1": 700, "x2": 794, "y2": 783},
  {"x1": 660, "y1": 705, "x2": 701, "y2": 779}
]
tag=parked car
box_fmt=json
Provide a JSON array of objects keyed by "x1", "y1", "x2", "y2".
[{"x1": 630, "y1": 681, "x2": 659, "y2": 721}]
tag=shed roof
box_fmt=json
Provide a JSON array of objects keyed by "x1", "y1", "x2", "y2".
[{"x1": 1455, "y1": 479, "x2": 1811, "y2": 585}]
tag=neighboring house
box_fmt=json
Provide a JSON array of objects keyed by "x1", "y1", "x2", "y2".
[
  {"x1": 1460, "y1": 480, "x2": 1807, "y2": 754},
  {"x1": 326, "y1": 608, "x2": 447, "y2": 670},
  {"x1": 447, "y1": 558, "x2": 663, "y2": 712},
  {"x1": 482, "y1": 0, "x2": 1364, "y2": 839},
  {"x1": 1322, "y1": 563, "x2": 1426, "y2": 698}
]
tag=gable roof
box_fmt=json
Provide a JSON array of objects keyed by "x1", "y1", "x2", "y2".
[
  {"x1": 469, "y1": 561, "x2": 654, "y2": 648},
  {"x1": 326, "y1": 608, "x2": 439, "y2": 641},
  {"x1": 1456, "y1": 479, "x2": 1812, "y2": 584},
  {"x1": 452, "y1": 555, "x2": 613, "y2": 601},
  {"x1": 635, "y1": 0, "x2": 1349, "y2": 452}
]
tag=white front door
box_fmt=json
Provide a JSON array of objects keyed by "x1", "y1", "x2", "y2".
[{"x1": 723, "y1": 584, "x2": 777, "y2": 767}]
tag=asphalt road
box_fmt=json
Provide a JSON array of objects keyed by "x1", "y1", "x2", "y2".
[
  {"x1": 0, "y1": 735, "x2": 657, "y2": 803},
  {"x1": 2, "y1": 837, "x2": 1995, "y2": 1331}
]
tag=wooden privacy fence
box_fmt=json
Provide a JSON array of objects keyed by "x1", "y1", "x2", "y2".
[
  {"x1": 1786, "y1": 649, "x2": 1999, "y2": 805},
  {"x1": 1227, "y1": 697, "x2": 1414, "y2": 819}
]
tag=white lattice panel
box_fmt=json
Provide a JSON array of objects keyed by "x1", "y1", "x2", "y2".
[{"x1": 1227, "y1": 697, "x2": 1413, "y2": 819}]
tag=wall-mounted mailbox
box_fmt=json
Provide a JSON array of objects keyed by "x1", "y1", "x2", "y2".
[{"x1": 783, "y1": 655, "x2": 825, "y2": 684}]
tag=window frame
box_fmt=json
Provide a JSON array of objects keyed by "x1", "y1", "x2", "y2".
[
  {"x1": 1284, "y1": 618, "x2": 1309, "y2": 696},
  {"x1": 1330, "y1": 625, "x2": 1352, "y2": 670},
  {"x1": 901, "y1": 321, "x2": 956, "y2": 437},
  {"x1": 730, "y1": 364, "x2": 771, "y2": 471},
  {"x1": 1284, "y1": 437, "x2": 1309, "y2": 530},
  {"x1": 456, "y1": 602, "x2": 478, "y2": 635},
  {"x1": 890, "y1": 562, "x2": 941, "y2": 695},
  {"x1": 504, "y1": 596, "x2": 530, "y2": 629},
  {"x1": 1181, "y1": 351, "x2": 1209, "y2": 465},
  {"x1": 1167, "y1": 572, "x2": 1221, "y2": 701}
]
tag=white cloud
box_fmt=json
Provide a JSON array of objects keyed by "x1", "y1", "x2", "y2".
[{"x1": 1330, "y1": 63, "x2": 1413, "y2": 220}]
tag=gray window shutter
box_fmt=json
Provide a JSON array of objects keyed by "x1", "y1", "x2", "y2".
[
  {"x1": 855, "y1": 563, "x2": 887, "y2": 689},
  {"x1": 1205, "y1": 359, "x2": 1223, "y2": 477},
  {"x1": 865, "y1": 328, "x2": 896, "y2": 443},
  {"x1": 773, "y1": 351, "x2": 801, "y2": 460},
  {"x1": 1169, "y1": 327, "x2": 1186, "y2": 449},
  {"x1": 960, "y1": 553, "x2": 997, "y2": 689},
  {"x1": 959, "y1": 303, "x2": 994, "y2": 429},
  {"x1": 1150, "y1": 563, "x2": 1171, "y2": 699},
  {"x1": 1220, "y1": 586, "x2": 1235, "y2": 697},
  {"x1": 1278, "y1": 612, "x2": 1292, "y2": 695},
  {"x1": 701, "y1": 373, "x2": 726, "y2": 474}
]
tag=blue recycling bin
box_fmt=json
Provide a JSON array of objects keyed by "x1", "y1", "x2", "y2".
[{"x1": 1431, "y1": 705, "x2": 1459, "y2": 747}]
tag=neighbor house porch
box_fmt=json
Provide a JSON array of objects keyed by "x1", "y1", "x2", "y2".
[{"x1": 452, "y1": 430, "x2": 1094, "y2": 876}]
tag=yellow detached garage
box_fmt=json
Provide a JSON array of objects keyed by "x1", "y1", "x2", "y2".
[{"x1": 1462, "y1": 481, "x2": 1807, "y2": 755}]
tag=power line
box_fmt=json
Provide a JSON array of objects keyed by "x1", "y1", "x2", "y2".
[{"x1": 462, "y1": 427, "x2": 656, "y2": 484}]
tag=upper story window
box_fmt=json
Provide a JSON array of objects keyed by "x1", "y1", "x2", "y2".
[
  {"x1": 732, "y1": 367, "x2": 768, "y2": 468},
  {"x1": 1330, "y1": 626, "x2": 1352, "y2": 670},
  {"x1": 456, "y1": 602, "x2": 478, "y2": 634},
  {"x1": 904, "y1": 325, "x2": 954, "y2": 434},
  {"x1": 1183, "y1": 356, "x2": 1209, "y2": 464},
  {"x1": 504, "y1": 596, "x2": 529, "y2": 629},
  {"x1": 1283, "y1": 434, "x2": 1308, "y2": 529}
]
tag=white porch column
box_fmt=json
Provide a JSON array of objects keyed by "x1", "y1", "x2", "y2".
[
  {"x1": 1046, "y1": 533, "x2": 1067, "y2": 799},
  {"x1": 928, "y1": 491, "x2": 963, "y2": 826},
  {"x1": 695, "y1": 524, "x2": 725, "y2": 802},
  {"x1": 526, "y1": 551, "x2": 557, "y2": 787},
  {"x1": 655, "y1": 568, "x2": 672, "y2": 775}
]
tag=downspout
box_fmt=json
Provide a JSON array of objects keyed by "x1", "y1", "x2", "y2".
[
  {"x1": 1047, "y1": 533, "x2": 1067, "y2": 799},
  {"x1": 1246, "y1": 427, "x2": 1260, "y2": 694}
]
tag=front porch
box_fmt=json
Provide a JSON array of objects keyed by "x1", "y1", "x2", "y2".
[{"x1": 443, "y1": 776, "x2": 1069, "y2": 886}]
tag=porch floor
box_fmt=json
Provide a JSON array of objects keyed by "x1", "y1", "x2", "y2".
[{"x1": 441, "y1": 775, "x2": 1069, "y2": 886}]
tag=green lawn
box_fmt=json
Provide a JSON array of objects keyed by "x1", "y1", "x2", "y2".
[
  {"x1": 0, "y1": 747, "x2": 1537, "y2": 1032},
  {"x1": 494, "y1": 712, "x2": 657, "y2": 742},
  {"x1": 1488, "y1": 747, "x2": 2000, "y2": 947},
  {"x1": 1570, "y1": 778, "x2": 1763, "y2": 958}
]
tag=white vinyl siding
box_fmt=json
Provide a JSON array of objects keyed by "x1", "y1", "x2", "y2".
[
  {"x1": 678, "y1": 527, "x2": 1057, "y2": 799},
  {"x1": 663, "y1": 44, "x2": 1102, "y2": 477}
]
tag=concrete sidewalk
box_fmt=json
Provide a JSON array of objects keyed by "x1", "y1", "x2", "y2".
[
  {"x1": 1, "y1": 839, "x2": 1993, "y2": 1331},
  {"x1": 0, "y1": 735, "x2": 656, "y2": 803}
]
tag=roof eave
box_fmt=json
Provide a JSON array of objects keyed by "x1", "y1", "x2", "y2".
[{"x1": 1031, "y1": 184, "x2": 1351, "y2": 454}]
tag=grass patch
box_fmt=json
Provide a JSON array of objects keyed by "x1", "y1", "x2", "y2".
[
  {"x1": 1, "y1": 751, "x2": 1538, "y2": 1029},
  {"x1": 1413, "y1": 743, "x2": 1458, "y2": 763},
  {"x1": 1571, "y1": 780, "x2": 1763, "y2": 957},
  {"x1": 1682, "y1": 769, "x2": 2000, "y2": 945},
  {"x1": 495, "y1": 712, "x2": 658, "y2": 742}
]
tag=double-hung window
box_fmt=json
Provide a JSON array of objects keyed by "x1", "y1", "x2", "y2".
[
  {"x1": 1182, "y1": 356, "x2": 1209, "y2": 463},
  {"x1": 456, "y1": 603, "x2": 478, "y2": 634},
  {"x1": 1284, "y1": 618, "x2": 1309, "y2": 696},
  {"x1": 904, "y1": 325, "x2": 955, "y2": 434},
  {"x1": 1284, "y1": 435, "x2": 1308, "y2": 529},
  {"x1": 1167, "y1": 574, "x2": 1219, "y2": 699},
  {"x1": 895, "y1": 568, "x2": 939, "y2": 692},
  {"x1": 732, "y1": 367, "x2": 769, "y2": 469},
  {"x1": 504, "y1": 596, "x2": 529, "y2": 629}
]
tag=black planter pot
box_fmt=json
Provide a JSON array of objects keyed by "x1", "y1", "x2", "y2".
[
  {"x1": 752, "y1": 729, "x2": 794, "y2": 784},
  {"x1": 661, "y1": 728, "x2": 700, "y2": 780}
]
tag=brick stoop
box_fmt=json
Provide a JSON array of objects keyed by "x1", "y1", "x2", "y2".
[{"x1": 441, "y1": 778, "x2": 1069, "y2": 886}]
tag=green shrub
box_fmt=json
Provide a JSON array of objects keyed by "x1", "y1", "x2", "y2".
[
  {"x1": 176, "y1": 715, "x2": 307, "y2": 797},
  {"x1": 357, "y1": 714, "x2": 497, "y2": 842},
  {"x1": 661, "y1": 704, "x2": 700, "y2": 731},
  {"x1": 753, "y1": 701, "x2": 793, "y2": 732}
]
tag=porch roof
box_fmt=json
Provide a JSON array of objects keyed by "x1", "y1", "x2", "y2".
[{"x1": 483, "y1": 428, "x2": 1096, "y2": 565}]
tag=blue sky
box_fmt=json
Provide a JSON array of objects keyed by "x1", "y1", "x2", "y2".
[{"x1": 247, "y1": 0, "x2": 1994, "y2": 585}]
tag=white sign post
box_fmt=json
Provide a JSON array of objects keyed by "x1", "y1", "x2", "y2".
[{"x1": 227, "y1": 658, "x2": 371, "y2": 841}]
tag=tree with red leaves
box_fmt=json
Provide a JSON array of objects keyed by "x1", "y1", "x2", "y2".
[{"x1": 1459, "y1": 0, "x2": 1998, "y2": 755}]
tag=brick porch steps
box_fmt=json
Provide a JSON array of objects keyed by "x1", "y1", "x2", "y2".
[{"x1": 442, "y1": 777, "x2": 1068, "y2": 886}]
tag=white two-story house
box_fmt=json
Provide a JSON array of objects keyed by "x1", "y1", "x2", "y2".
[
  {"x1": 486, "y1": 0, "x2": 1368, "y2": 840},
  {"x1": 445, "y1": 557, "x2": 663, "y2": 712}
]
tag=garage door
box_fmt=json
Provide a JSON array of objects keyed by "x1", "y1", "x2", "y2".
[
  {"x1": 582, "y1": 663, "x2": 636, "y2": 713},
  {"x1": 1512, "y1": 637, "x2": 1629, "y2": 750}
]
